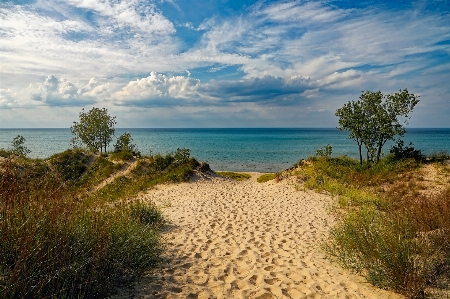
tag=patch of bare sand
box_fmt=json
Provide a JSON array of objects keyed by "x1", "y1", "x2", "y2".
[{"x1": 112, "y1": 172, "x2": 404, "y2": 299}]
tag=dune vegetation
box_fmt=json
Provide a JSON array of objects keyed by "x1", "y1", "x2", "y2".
[
  {"x1": 0, "y1": 147, "x2": 202, "y2": 298},
  {"x1": 216, "y1": 171, "x2": 251, "y2": 181},
  {"x1": 284, "y1": 148, "x2": 450, "y2": 299}
]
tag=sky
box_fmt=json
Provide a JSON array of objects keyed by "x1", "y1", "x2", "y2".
[{"x1": 0, "y1": 0, "x2": 449, "y2": 128}]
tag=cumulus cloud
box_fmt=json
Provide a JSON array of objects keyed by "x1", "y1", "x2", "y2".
[
  {"x1": 26, "y1": 75, "x2": 111, "y2": 106},
  {"x1": 0, "y1": 89, "x2": 17, "y2": 109},
  {"x1": 111, "y1": 72, "x2": 316, "y2": 107},
  {"x1": 111, "y1": 72, "x2": 204, "y2": 107}
]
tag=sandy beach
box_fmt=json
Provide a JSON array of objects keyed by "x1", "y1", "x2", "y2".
[{"x1": 113, "y1": 172, "x2": 403, "y2": 299}]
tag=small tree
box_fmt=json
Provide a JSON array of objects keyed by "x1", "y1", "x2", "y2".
[
  {"x1": 336, "y1": 89, "x2": 419, "y2": 165},
  {"x1": 71, "y1": 107, "x2": 116, "y2": 153},
  {"x1": 114, "y1": 132, "x2": 137, "y2": 154},
  {"x1": 11, "y1": 135, "x2": 31, "y2": 157},
  {"x1": 315, "y1": 144, "x2": 333, "y2": 159}
]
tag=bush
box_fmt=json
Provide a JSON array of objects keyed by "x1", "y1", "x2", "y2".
[
  {"x1": 390, "y1": 140, "x2": 425, "y2": 162},
  {"x1": 153, "y1": 154, "x2": 175, "y2": 171},
  {"x1": 217, "y1": 172, "x2": 251, "y2": 181},
  {"x1": 173, "y1": 148, "x2": 191, "y2": 166},
  {"x1": 315, "y1": 144, "x2": 332, "y2": 159},
  {"x1": 11, "y1": 135, "x2": 31, "y2": 157},
  {"x1": 130, "y1": 202, "x2": 166, "y2": 227},
  {"x1": 0, "y1": 148, "x2": 12, "y2": 158},
  {"x1": 50, "y1": 149, "x2": 89, "y2": 182},
  {"x1": 257, "y1": 173, "x2": 277, "y2": 183},
  {"x1": 113, "y1": 133, "x2": 139, "y2": 160}
]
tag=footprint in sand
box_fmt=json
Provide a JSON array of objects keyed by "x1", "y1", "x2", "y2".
[{"x1": 111, "y1": 172, "x2": 405, "y2": 299}]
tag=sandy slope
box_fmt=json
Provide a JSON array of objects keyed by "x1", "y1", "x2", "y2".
[{"x1": 113, "y1": 172, "x2": 403, "y2": 299}]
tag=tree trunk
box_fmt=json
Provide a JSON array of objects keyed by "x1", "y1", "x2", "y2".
[
  {"x1": 358, "y1": 142, "x2": 363, "y2": 165},
  {"x1": 376, "y1": 138, "x2": 385, "y2": 163}
]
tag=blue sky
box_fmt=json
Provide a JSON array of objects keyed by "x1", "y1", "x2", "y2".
[{"x1": 0, "y1": 0, "x2": 449, "y2": 128}]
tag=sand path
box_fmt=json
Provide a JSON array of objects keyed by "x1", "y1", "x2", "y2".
[{"x1": 113, "y1": 172, "x2": 403, "y2": 299}]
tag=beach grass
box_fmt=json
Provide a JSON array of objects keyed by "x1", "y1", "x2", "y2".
[
  {"x1": 290, "y1": 154, "x2": 450, "y2": 298},
  {"x1": 0, "y1": 148, "x2": 199, "y2": 298},
  {"x1": 217, "y1": 171, "x2": 251, "y2": 181},
  {"x1": 257, "y1": 173, "x2": 277, "y2": 183}
]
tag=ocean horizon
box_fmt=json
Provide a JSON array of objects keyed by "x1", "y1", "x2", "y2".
[{"x1": 1, "y1": 128, "x2": 449, "y2": 172}]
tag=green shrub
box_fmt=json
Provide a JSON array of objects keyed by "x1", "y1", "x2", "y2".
[
  {"x1": 11, "y1": 135, "x2": 31, "y2": 157},
  {"x1": 315, "y1": 144, "x2": 332, "y2": 158},
  {"x1": 0, "y1": 148, "x2": 12, "y2": 158},
  {"x1": 110, "y1": 150, "x2": 134, "y2": 161},
  {"x1": 153, "y1": 154, "x2": 175, "y2": 171},
  {"x1": 390, "y1": 140, "x2": 425, "y2": 162},
  {"x1": 257, "y1": 173, "x2": 276, "y2": 183},
  {"x1": 173, "y1": 148, "x2": 191, "y2": 166},
  {"x1": 130, "y1": 202, "x2": 166, "y2": 227},
  {"x1": 217, "y1": 171, "x2": 251, "y2": 181},
  {"x1": 50, "y1": 149, "x2": 88, "y2": 182},
  {"x1": 113, "y1": 133, "x2": 140, "y2": 160},
  {"x1": 326, "y1": 208, "x2": 427, "y2": 297}
]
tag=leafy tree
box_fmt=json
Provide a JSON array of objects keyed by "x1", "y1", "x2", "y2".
[
  {"x1": 71, "y1": 107, "x2": 116, "y2": 153},
  {"x1": 335, "y1": 98, "x2": 367, "y2": 165},
  {"x1": 336, "y1": 89, "x2": 419, "y2": 165},
  {"x1": 11, "y1": 135, "x2": 31, "y2": 157}
]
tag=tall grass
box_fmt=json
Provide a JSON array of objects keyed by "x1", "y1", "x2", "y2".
[
  {"x1": 292, "y1": 155, "x2": 450, "y2": 298},
  {"x1": 0, "y1": 156, "x2": 171, "y2": 298}
]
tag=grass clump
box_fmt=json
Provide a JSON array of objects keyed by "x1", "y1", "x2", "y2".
[
  {"x1": 0, "y1": 159, "x2": 164, "y2": 299},
  {"x1": 217, "y1": 171, "x2": 251, "y2": 181},
  {"x1": 257, "y1": 173, "x2": 277, "y2": 183},
  {"x1": 291, "y1": 154, "x2": 450, "y2": 298},
  {"x1": 50, "y1": 149, "x2": 89, "y2": 182}
]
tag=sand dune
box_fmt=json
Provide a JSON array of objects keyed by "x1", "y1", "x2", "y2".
[{"x1": 112, "y1": 172, "x2": 403, "y2": 299}]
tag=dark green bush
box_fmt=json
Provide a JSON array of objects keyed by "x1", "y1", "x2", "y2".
[
  {"x1": 153, "y1": 154, "x2": 175, "y2": 171},
  {"x1": 130, "y1": 202, "x2": 165, "y2": 227},
  {"x1": 390, "y1": 140, "x2": 425, "y2": 162},
  {"x1": 0, "y1": 148, "x2": 12, "y2": 158},
  {"x1": 173, "y1": 148, "x2": 191, "y2": 166},
  {"x1": 113, "y1": 133, "x2": 139, "y2": 160},
  {"x1": 50, "y1": 149, "x2": 88, "y2": 182}
]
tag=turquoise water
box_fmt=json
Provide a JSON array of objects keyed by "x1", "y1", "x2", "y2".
[{"x1": 0, "y1": 128, "x2": 449, "y2": 172}]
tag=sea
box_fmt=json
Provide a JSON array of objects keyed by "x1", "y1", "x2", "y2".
[{"x1": 0, "y1": 128, "x2": 449, "y2": 172}]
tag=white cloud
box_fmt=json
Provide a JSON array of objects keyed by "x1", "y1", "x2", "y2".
[
  {"x1": 24, "y1": 75, "x2": 111, "y2": 106},
  {"x1": 0, "y1": 89, "x2": 17, "y2": 108},
  {"x1": 111, "y1": 72, "x2": 204, "y2": 106},
  {"x1": 64, "y1": 0, "x2": 175, "y2": 34}
]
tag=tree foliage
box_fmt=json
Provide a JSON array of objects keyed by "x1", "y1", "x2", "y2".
[
  {"x1": 11, "y1": 135, "x2": 31, "y2": 157},
  {"x1": 336, "y1": 89, "x2": 419, "y2": 165},
  {"x1": 71, "y1": 107, "x2": 116, "y2": 153},
  {"x1": 114, "y1": 132, "x2": 138, "y2": 154}
]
